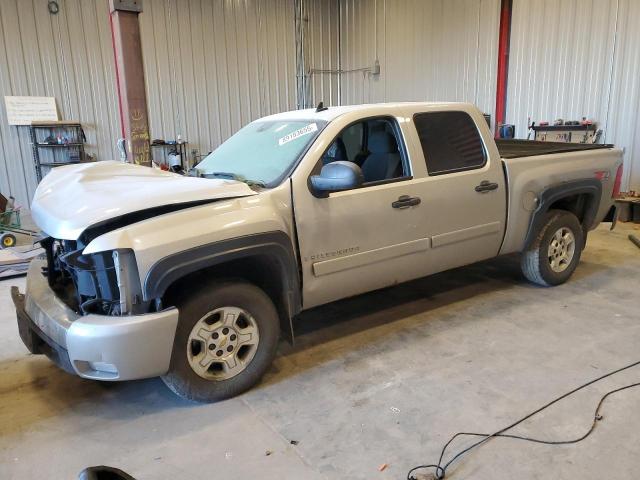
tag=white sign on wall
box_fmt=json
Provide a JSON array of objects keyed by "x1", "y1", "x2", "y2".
[{"x1": 4, "y1": 96, "x2": 59, "y2": 125}]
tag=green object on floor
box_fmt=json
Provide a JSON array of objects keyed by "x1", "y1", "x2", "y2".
[{"x1": 0, "y1": 192, "x2": 37, "y2": 248}]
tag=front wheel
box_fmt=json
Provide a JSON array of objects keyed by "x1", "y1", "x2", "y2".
[
  {"x1": 521, "y1": 210, "x2": 584, "y2": 286},
  {"x1": 162, "y1": 281, "x2": 280, "y2": 402}
]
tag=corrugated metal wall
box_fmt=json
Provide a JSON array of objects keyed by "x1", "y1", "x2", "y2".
[
  {"x1": 0, "y1": 0, "x2": 120, "y2": 208},
  {"x1": 507, "y1": 0, "x2": 640, "y2": 191},
  {"x1": 2, "y1": 0, "x2": 639, "y2": 207},
  {"x1": 338, "y1": 0, "x2": 501, "y2": 127},
  {"x1": 601, "y1": 0, "x2": 640, "y2": 191},
  {"x1": 0, "y1": 0, "x2": 303, "y2": 207},
  {"x1": 299, "y1": 0, "x2": 341, "y2": 108},
  {"x1": 140, "y1": 0, "x2": 299, "y2": 162}
]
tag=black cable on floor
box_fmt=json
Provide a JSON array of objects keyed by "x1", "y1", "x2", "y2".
[{"x1": 407, "y1": 359, "x2": 640, "y2": 480}]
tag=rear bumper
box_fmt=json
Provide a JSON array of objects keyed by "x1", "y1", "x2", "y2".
[{"x1": 13, "y1": 259, "x2": 179, "y2": 381}]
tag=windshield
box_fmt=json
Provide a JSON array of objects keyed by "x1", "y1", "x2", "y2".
[{"x1": 195, "y1": 119, "x2": 326, "y2": 186}]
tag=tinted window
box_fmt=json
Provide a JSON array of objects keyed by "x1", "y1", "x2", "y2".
[{"x1": 413, "y1": 111, "x2": 486, "y2": 175}]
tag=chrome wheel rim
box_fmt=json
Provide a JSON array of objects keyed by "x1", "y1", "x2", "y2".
[
  {"x1": 187, "y1": 306, "x2": 260, "y2": 381},
  {"x1": 547, "y1": 227, "x2": 576, "y2": 273}
]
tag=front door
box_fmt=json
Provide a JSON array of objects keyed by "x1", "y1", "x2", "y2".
[{"x1": 291, "y1": 114, "x2": 432, "y2": 309}]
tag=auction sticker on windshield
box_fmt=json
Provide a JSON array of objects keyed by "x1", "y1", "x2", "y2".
[{"x1": 278, "y1": 123, "x2": 318, "y2": 146}]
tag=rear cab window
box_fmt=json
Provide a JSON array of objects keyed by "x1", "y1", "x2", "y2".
[{"x1": 413, "y1": 111, "x2": 487, "y2": 176}]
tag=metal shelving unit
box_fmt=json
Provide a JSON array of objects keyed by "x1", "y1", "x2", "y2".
[
  {"x1": 150, "y1": 140, "x2": 188, "y2": 171},
  {"x1": 30, "y1": 121, "x2": 87, "y2": 182}
]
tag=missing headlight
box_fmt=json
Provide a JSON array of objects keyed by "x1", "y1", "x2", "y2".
[{"x1": 53, "y1": 247, "x2": 145, "y2": 316}]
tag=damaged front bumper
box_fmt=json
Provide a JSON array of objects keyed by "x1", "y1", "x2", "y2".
[{"x1": 12, "y1": 259, "x2": 179, "y2": 381}]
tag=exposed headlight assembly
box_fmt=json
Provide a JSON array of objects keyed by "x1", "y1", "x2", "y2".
[{"x1": 57, "y1": 247, "x2": 143, "y2": 316}]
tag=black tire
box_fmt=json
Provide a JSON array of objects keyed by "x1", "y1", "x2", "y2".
[
  {"x1": 1, "y1": 233, "x2": 16, "y2": 249},
  {"x1": 161, "y1": 281, "x2": 280, "y2": 402},
  {"x1": 78, "y1": 466, "x2": 137, "y2": 480},
  {"x1": 521, "y1": 209, "x2": 584, "y2": 286}
]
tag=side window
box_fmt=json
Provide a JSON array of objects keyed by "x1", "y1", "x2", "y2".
[
  {"x1": 320, "y1": 117, "x2": 409, "y2": 185},
  {"x1": 413, "y1": 111, "x2": 486, "y2": 176}
]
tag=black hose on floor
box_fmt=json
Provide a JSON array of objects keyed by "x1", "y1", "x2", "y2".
[{"x1": 408, "y1": 359, "x2": 640, "y2": 479}]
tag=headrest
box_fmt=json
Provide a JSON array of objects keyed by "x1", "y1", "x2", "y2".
[{"x1": 369, "y1": 131, "x2": 398, "y2": 154}]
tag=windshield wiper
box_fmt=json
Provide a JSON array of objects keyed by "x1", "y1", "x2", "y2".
[
  {"x1": 203, "y1": 171, "x2": 241, "y2": 180},
  {"x1": 203, "y1": 172, "x2": 266, "y2": 188},
  {"x1": 244, "y1": 179, "x2": 266, "y2": 188}
]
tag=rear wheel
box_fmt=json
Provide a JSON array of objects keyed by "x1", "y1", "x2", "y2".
[
  {"x1": 162, "y1": 281, "x2": 279, "y2": 402},
  {"x1": 521, "y1": 210, "x2": 584, "y2": 286},
  {"x1": 1, "y1": 233, "x2": 16, "y2": 249}
]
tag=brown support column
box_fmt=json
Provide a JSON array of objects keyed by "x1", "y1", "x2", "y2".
[{"x1": 109, "y1": 0, "x2": 150, "y2": 166}]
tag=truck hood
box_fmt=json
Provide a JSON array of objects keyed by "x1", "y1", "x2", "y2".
[{"x1": 31, "y1": 161, "x2": 258, "y2": 240}]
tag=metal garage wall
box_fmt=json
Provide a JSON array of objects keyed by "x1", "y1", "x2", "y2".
[
  {"x1": 605, "y1": 0, "x2": 640, "y2": 191},
  {"x1": 506, "y1": 1, "x2": 617, "y2": 143},
  {"x1": 0, "y1": 0, "x2": 120, "y2": 208},
  {"x1": 0, "y1": 0, "x2": 322, "y2": 207},
  {"x1": 299, "y1": 0, "x2": 341, "y2": 108},
  {"x1": 338, "y1": 0, "x2": 501, "y2": 125},
  {"x1": 507, "y1": 0, "x2": 639, "y2": 191},
  {"x1": 140, "y1": 0, "x2": 298, "y2": 161}
]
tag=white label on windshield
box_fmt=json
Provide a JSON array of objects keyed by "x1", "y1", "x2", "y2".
[{"x1": 278, "y1": 123, "x2": 318, "y2": 146}]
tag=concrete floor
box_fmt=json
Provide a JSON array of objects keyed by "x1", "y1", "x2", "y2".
[{"x1": 1, "y1": 223, "x2": 640, "y2": 480}]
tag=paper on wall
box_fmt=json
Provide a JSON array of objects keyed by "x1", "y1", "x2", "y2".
[{"x1": 5, "y1": 96, "x2": 58, "y2": 126}]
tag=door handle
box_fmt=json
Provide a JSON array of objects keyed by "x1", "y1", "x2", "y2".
[
  {"x1": 392, "y1": 195, "x2": 421, "y2": 209},
  {"x1": 475, "y1": 180, "x2": 499, "y2": 193}
]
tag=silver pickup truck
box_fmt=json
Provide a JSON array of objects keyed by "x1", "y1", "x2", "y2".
[{"x1": 12, "y1": 102, "x2": 623, "y2": 402}]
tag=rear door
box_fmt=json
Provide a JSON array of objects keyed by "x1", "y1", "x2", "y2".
[{"x1": 402, "y1": 106, "x2": 507, "y2": 274}]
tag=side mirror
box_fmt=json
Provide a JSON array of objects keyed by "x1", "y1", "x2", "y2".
[{"x1": 310, "y1": 161, "x2": 364, "y2": 196}]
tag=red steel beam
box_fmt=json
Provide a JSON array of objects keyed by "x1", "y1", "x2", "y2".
[
  {"x1": 494, "y1": 0, "x2": 513, "y2": 138},
  {"x1": 109, "y1": 0, "x2": 151, "y2": 166}
]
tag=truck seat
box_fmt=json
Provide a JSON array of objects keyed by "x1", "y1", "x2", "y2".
[{"x1": 361, "y1": 131, "x2": 402, "y2": 182}]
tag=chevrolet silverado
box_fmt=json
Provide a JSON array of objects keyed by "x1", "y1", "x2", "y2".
[{"x1": 12, "y1": 102, "x2": 623, "y2": 402}]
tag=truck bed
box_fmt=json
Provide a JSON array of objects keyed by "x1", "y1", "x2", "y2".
[{"x1": 496, "y1": 139, "x2": 614, "y2": 159}]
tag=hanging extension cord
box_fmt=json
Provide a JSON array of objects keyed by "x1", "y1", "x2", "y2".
[{"x1": 407, "y1": 359, "x2": 640, "y2": 480}]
